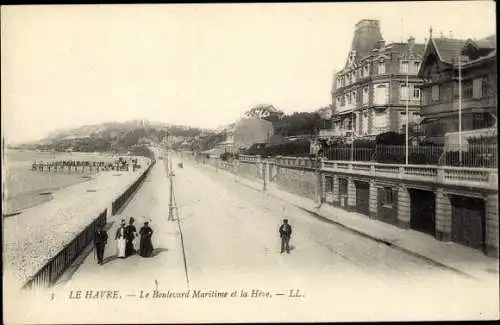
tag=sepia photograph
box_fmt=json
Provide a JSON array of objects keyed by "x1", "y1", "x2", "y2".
[{"x1": 1, "y1": 2, "x2": 498, "y2": 323}]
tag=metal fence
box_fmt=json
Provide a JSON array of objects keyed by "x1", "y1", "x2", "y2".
[
  {"x1": 23, "y1": 209, "x2": 107, "y2": 290},
  {"x1": 322, "y1": 144, "x2": 497, "y2": 168},
  {"x1": 112, "y1": 160, "x2": 155, "y2": 214}
]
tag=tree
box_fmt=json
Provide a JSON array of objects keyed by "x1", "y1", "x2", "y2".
[{"x1": 274, "y1": 112, "x2": 323, "y2": 137}]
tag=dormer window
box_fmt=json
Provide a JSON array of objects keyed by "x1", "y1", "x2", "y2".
[
  {"x1": 363, "y1": 64, "x2": 370, "y2": 77},
  {"x1": 348, "y1": 50, "x2": 357, "y2": 66},
  {"x1": 378, "y1": 62, "x2": 386, "y2": 75},
  {"x1": 400, "y1": 61, "x2": 409, "y2": 73},
  {"x1": 413, "y1": 61, "x2": 421, "y2": 73}
]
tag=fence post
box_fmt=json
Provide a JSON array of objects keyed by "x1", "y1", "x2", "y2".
[
  {"x1": 489, "y1": 170, "x2": 498, "y2": 187},
  {"x1": 437, "y1": 166, "x2": 445, "y2": 184},
  {"x1": 398, "y1": 166, "x2": 405, "y2": 179}
]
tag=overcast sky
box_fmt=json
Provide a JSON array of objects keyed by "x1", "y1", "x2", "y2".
[{"x1": 1, "y1": 2, "x2": 496, "y2": 143}]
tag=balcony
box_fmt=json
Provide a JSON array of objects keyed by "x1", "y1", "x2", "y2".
[
  {"x1": 422, "y1": 96, "x2": 496, "y2": 116},
  {"x1": 336, "y1": 105, "x2": 354, "y2": 114}
]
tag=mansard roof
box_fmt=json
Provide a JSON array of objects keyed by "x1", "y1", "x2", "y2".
[{"x1": 338, "y1": 41, "x2": 425, "y2": 75}]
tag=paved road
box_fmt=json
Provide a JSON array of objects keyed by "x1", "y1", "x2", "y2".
[{"x1": 16, "y1": 151, "x2": 498, "y2": 323}]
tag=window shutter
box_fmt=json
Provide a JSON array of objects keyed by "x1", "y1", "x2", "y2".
[
  {"x1": 400, "y1": 85, "x2": 408, "y2": 100},
  {"x1": 432, "y1": 85, "x2": 439, "y2": 101},
  {"x1": 472, "y1": 78, "x2": 483, "y2": 98}
]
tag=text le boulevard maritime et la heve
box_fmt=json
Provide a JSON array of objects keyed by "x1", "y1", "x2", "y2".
[{"x1": 68, "y1": 288, "x2": 304, "y2": 300}]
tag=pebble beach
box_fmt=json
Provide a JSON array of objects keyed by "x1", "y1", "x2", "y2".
[{"x1": 3, "y1": 151, "x2": 151, "y2": 291}]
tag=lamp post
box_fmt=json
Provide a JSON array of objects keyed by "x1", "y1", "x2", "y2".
[{"x1": 167, "y1": 130, "x2": 175, "y2": 221}]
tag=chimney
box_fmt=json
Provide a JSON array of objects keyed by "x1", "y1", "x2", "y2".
[
  {"x1": 376, "y1": 40, "x2": 386, "y2": 49},
  {"x1": 351, "y1": 19, "x2": 384, "y2": 57},
  {"x1": 408, "y1": 36, "x2": 415, "y2": 52}
]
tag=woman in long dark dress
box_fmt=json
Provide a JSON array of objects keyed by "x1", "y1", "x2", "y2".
[
  {"x1": 139, "y1": 221, "x2": 154, "y2": 257},
  {"x1": 125, "y1": 217, "x2": 137, "y2": 257}
]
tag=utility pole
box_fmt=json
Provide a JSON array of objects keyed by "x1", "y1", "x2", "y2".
[
  {"x1": 405, "y1": 74, "x2": 409, "y2": 165},
  {"x1": 262, "y1": 160, "x2": 267, "y2": 191},
  {"x1": 458, "y1": 55, "x2": 463, "y2": 166}
]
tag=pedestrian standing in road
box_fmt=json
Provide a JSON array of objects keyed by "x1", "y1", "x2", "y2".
[
  {"x1": 125, "y1": 217, "x2": 138, "y2": 257},
  {"x1": 115, "y1": 219, "x2": 127, "y2": 258},
  {"x1": 139, "y1": 221, "x2": 154, "y2": 257},
  {"x1": 94, "y1": 224, "x2": 108, "y2": 265},
  {"x1": 279, "y1": 219, "x2": 292, "y2": 254}
]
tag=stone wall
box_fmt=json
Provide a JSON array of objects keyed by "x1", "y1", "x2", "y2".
[
  {"x1": 235, "y1": 161, "x2": 261, "y2": 181},
  {"x1": 485, "y1": 194, "x2": 499, "y2": 257},
  {"x1": 275, "y1": 166, "x2": 317, "y2": 200},
  {"x1": 435, "y1": 188, "x2": 452, "y2": 241}
]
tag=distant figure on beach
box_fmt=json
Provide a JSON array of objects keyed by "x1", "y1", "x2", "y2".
[
  {"x1": 279, "y1": 219, "x2": 292, "y2": 254},
  {"x1": 115, "y1": 220, "x2": 127, "y2": 258},
  {"x1": 125, "y1": 217, "x2": 138, "y2": 257},
  {"x1": 139, "y1": 221, "x2": 154, "y2": 257},
  {"x1": 94, "y1": 224, "x2": 108, "y2": 265}
]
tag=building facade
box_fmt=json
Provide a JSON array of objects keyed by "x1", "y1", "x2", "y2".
[
  {"x1": 418, "y1": 34, "x2": 497, "y2": 144},
  {"x1": 328, "y1": 20, "x2": 425, "y2": 138}
]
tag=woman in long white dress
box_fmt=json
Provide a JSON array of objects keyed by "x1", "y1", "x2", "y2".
[{"x1": 115, "y1": 220, "x2": 127, "y2": 258}]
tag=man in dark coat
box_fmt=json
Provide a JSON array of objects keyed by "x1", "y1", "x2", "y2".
[
  {"x1": 94, "y1": 224, "x2": 108, "y2": 265},
  {"x1": 279, "y1": 219, "x2": 292, "y2": 254}
]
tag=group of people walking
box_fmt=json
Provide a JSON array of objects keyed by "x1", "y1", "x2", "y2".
[{"x1": 94, "y1": 217, "x2": 155, "y2": 265}]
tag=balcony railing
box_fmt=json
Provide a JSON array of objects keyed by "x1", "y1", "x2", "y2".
[
  {"x1": 322, "y1": 144, "x2": 496, "y2": 168},
  {"x1": 235, "y1": 154, "x2": 497, "y2": 190},
  {"x1": 421, "y1": 96, "x2": 496, "y2": 116},
  {"x1": 320, "y1": 160, "x2": 497, "y2": 189}
]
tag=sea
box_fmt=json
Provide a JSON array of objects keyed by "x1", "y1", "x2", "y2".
[{"x1": 2, "y1": 149, "x2": 115, "y2": 216}]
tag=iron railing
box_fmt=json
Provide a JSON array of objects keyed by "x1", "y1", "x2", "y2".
[
  {"x1": 112, "y1": 160, "x2": 155, "y2": 214},
  {"x1": 321, "y1": 144, "x2": 496, "y2": 167},
  {"x1": 23, "y1": 158, "x2": 155, "y2": 290},
  {"x1": 22, "y1": 209, "x2": 107, "y2": 290}
]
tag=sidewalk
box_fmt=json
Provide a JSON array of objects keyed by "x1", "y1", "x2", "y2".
[{"x1": 192, "y1": 158, "x2": 499, "y2": 282}]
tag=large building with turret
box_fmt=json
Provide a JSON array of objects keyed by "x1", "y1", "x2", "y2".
[{"x1": 327, "y1": 19, "x2": 425, "y2": 138}]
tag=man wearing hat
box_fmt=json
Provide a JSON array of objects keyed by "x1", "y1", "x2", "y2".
[
  {"x1": 279, "y1": 219, "x2": 292, "y2": 254},
  {"x1": 94, "y1": 224, "x2": 108, "y2": 265}
]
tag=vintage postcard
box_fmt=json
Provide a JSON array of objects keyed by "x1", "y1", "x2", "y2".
[{"x1": 2, "y1": 2, "x2": 498, "y2": 324}]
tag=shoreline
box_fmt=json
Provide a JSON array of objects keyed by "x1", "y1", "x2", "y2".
[
  {"x1": 3, "y1": 176, "x2": 95, "y2": 217},
  {"x1": 3, "y1": 149, "x2": 129, "y2": 217}
]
